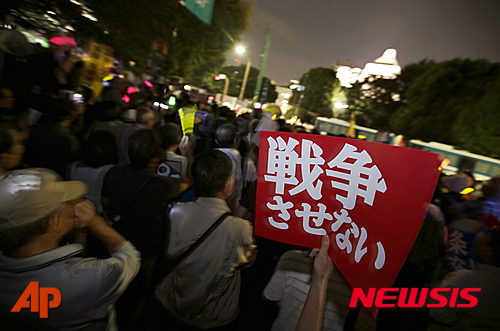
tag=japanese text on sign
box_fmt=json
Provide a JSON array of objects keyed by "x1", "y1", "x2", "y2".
[{"x1": 264, "y1": 136, "x2": 387, "y2": 269}]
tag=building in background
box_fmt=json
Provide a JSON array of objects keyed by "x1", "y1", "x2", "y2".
[
  {"x1": 357, "y1": 48, "x2": 401, "y2": 82},
  {"x1": 332, "y1": 60, "x2": 363, "y2": 88},
  {"x1": 333, "y1": 49, "x2": 401, "y2": 86},
  {"x1": 274, "y1": 85, "x2": 293, "y2": 115}
]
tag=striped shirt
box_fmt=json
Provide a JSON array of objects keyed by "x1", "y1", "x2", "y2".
[{"x1": 263, "y1": 250, "x2": 376, "y2": 331}]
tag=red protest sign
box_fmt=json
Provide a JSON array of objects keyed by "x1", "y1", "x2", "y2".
[{"x1": 255, "y1": 131, "x2": 444, "y2": 300}]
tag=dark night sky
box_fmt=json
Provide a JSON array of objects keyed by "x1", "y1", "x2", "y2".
[{"x1": 229, "y1": 0, "x2": 500, "y2": 84}]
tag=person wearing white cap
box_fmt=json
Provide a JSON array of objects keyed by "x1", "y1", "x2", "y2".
[{"x1": 0, "y1": 168, "x2": 140, "y2": 330}]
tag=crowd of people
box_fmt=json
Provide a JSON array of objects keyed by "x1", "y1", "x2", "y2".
[{"x1": 0, "y1": 29, "x2": 499, "y2": 331}]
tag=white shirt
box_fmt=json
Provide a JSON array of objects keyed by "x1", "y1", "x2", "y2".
[
  {"x1": 156, "y1": 198, "x2": 255, "y2": 329},
  {"x1": 264, "y1": 250, "x2": 376, "y2": 331},
  {"x1": 0, "y1": 241, "x2": 140, "y2": 331}
]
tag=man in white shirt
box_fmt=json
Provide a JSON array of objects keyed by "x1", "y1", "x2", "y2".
[
  {"x1": 155, "y1": 150, "x2": 256, "y2": 329},
  {"x1": 0, "y1": 169, "x2": 140, "y2": 330},
  {"x1": 215, "y1": 124, "x2": 257, "y2": 217}
]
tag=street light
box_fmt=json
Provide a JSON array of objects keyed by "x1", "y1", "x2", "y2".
[
  {"x1": 217, "y1": 74, "x2": 230, "y2": 104},
  {"x1": 236, "y1": 47, "x2": 251, "y2": 103}
]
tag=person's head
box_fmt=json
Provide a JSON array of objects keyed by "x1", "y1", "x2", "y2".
[
  {"x1": 136, "y1": 107, "x2": 156, "y2": 129},
  {"x1": 215, "y1": 123, "x2": 239, "y2": 149},
  {"x1": 218, "y1": 106, "x2": 230, "y2": 118},
  {"x1": 441, "y1": 175, "x2": 468, "y2": 194},
  {"x1": 234, "y1": 117, "x2": 248, "y2": 137},
  {"x1": 128, "y1": 129, "x2": 160, "y2": 169},
  {"x1": 476, "y1": 227, "x2": 500, "y2": 267},
  {"x1": 0, "y1": 87, "x2": 15, "y2": 109},
  {"x1": 248, "y1": 118, "x2": 260, "y2": 135},
  {"x1": 276, "y1": 119, "x2": 286, "y2": 128},
  {"x1": 462, "y1": 170, "x2": 476, "y2": 188},
  {"x1": 0, "y1": 169, "x2": 88, "y2": 256},
  {"x1": 481, "y1": 176, "x2": 500, "y2": 199},
  {"x1": 82, "y1": 131, "x2": 119, "y2": 168},
  {"x1": 157, "y1": 122, "x2": 182, "y2": 152},
  {"x1": 192, "y1": 150, "x2": 232, "y2": 198},
  {"x1": 178, "y1": 92, "x2": 193, "y2": 108},
  {"x1": 95, "y1": 101, "x2": 121, "y2": 122},
  {"x1": 79, "y1": 85, "x2": 94, "y2": 105},
  {"x1": 47, "y1": 98, "x2": 80, "y2": 124},
  {"x1": 0, "y1": 128, "x2": 25, "y2": 173},
  {"x1": 121, "y1": 108, "x2": 137, "y2": 123}
]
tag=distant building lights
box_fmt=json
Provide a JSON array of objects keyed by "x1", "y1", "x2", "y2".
[{"x1": 82, "y1": 12, "x2": 97, "y2": 21}]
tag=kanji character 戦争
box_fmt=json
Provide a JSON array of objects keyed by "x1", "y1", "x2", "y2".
[
  {"x1": 326, "y1": 143, "x2": 387, "y2": 210},
  {"x1": 264, "y1": 136, "x2": 299, "y2": 195},
  {"x1": 289, "y1": 139, "x2": 325, "y2": 200}
]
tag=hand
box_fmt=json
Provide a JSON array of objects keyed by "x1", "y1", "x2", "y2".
[
  {"x1": 74, "y1": 200, "x2": 99, "y2": 228},
  {"x1": 309, "y1": 235, "x2": 334, "y2": 282},
  {"x1": 179, "y1": 135, "x2": 196, "y2": 157}
]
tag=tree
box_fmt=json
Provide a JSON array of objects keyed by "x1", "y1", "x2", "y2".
[
  {"x1": 286, "y1": 105, "x2": 315, "y2": 124},
  {"x1": 295, "y1": 67, "x2": 339, "y2": 121},
  {"x1": 390, "y1": 59, "x2": 500, "y2": 144},
  {"x1": 202, "y1": 64, "x2": 277, "y2": 101},
  {"x1": 10, "y1": 0, "x2": 254, "y2": 82},
  {"x1": 347, "y1": 78, "x2": 401, "y2": 129},
  {"x1": 95, "y1": 0, "x2": 253, "y2": 82},
  {"x1": 345, "y1": 59, "x2": 435, "y2": 130},
  {"x1": 453, "y1": 75, "x2": 500, "y2": 157}
]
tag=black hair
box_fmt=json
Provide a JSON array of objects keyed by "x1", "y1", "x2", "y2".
[
  {"x1": 218, "y1": 106, "x2": 230, "y2": 118},
  {"x1": 490, "y1": 228, "x2": 500, "y2": 267},
  {"x1": 136, "y1": 107, "x2": 156, "y2": 125},
  {"x1": 178, "y1": 92, "x2": 193, "y2": 108},
  {"x1": 47, "y1": 98, "x2": 75, "y2": 122},
  {"x1": 234, "y1": 118, "x2": 248, "y2": 136},
  {"x1": 276, "y1": 119, "x2": 286, "y2": 128},
  {"x1": 192, "y1": 150, "x2": 232, "y2": 197},
  {"x1": 82, "y1": 131, "x2": 119, "y2": 168},
  {"x1": 128, "y1": 129, "x2": 159, "y2": 169},
  {"x1": 79, "y1": 85, "x2": 94, "y2": 103},
  {"x1": 482, "y1": 176, "x2": 500, "y2": 198},
  {"x1": 157, "y1": 123, "x2": 182, "y2": 150},
  {"x1": 0, "y1": 129, "x2": 13, "y2": 154},
  {"x1": 249, "y1": 118, "x2": 259, "y2": 133},
  {"x1": 95, "y1": 101, "x2": 121, "y2": 121},
  {"x1": 215, "y1": 123, "x2": 237, "y2": 148}
]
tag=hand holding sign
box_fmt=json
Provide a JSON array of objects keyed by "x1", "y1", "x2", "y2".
[{"x1": 309, "y1": 235, "x2": 334, "y2": 283}]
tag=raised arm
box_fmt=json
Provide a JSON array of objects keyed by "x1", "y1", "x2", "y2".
[{"x1": 295, "y1": 235, "x2": 334, "y2": 331}]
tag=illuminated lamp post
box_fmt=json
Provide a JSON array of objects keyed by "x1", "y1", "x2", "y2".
[{"x1": 236, "y1": 46, "x2": 252, "y2": 103}]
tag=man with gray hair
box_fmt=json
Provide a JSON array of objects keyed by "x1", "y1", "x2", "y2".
[
  {"x1": 215, "y1": 123, "x2": 257, "y2": 217},
  {"x1": 120, "y1": 107, "x2": 157, "y2": 164},
  {"x1": 0, "y1": 169, "x2": 140, "y2": 330}
]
